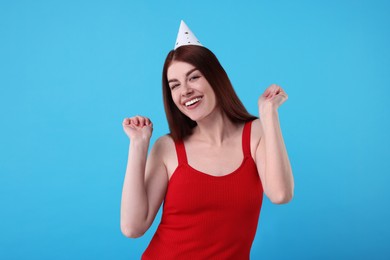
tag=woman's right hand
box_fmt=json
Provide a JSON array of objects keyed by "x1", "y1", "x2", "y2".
[{"x1": 122, "y1": 116, "x2": 153, "y2": 141}]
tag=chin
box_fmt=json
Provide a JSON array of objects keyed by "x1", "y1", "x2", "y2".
[
  {"x1": 182, "y1": 112, "x2": 200, "y2": 122},
  {"x1": 186, "y1": 115, "x2": 200, "y2": 122},
  {"x1": 188, "y1": 114, "x2": 209, "y2": 123}
]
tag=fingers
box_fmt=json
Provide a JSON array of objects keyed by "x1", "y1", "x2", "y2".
[
  {"x1": 265, "y1": 84, "x2": 286, "y2": 99},
  {"x1": 123, "y1": 116, "x2": 153, "y2": 128},
  {"x1": 122, "y1": 118, "x2": 131, "y2": 125},
  {"x1": 145, "y1": 117, "x2": 152, "y2": 126},
  {"x1": 133, "y1": 117, "x2": 140, "y2": 126}
]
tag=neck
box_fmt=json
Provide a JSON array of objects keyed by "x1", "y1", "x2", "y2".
[{"x1": 192, "y1": 109, "x2": 239, "y2": 146}]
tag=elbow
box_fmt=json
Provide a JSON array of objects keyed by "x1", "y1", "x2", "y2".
[
  {"x1": 269, "y1": 190, "x2": 294, "y2": 205},
  {"x1": 267, "y1": 171, "x2": 295, "y2": 204},
  {"x1": 121, "y1": 224, "x2": 146, "y2": 238}
]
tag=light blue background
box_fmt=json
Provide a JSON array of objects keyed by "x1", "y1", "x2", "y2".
[{"x1": 1, "y1": 0, "x2": 389, "y2": 259}]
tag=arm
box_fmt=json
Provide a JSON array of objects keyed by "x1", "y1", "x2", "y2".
[
  {"x1": 120, "y1": 116, "x2": 168, "y2": 238},
  {"x1": 255, "y1": 84, "x2": 294, "y2": 204}
]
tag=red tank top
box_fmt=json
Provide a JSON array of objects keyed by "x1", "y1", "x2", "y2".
[{"x1": 142, "y1": 120, "x2": 263, "y2": 259}]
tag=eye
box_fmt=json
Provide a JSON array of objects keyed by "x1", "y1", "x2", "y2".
[
  {"x1": 170, "y1": 84, "x2": 179, "y2": 90},
  {"x1": 189, "y1": 75, "x2": 200, "y2": 81}
]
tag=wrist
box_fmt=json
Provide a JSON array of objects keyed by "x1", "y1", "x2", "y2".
[
  {"x1": 130, "y1": 136, "x2": 150, "y2": 146},
  {"x1": 259, "y1": 104, "x2": 278, "y2": 117}
]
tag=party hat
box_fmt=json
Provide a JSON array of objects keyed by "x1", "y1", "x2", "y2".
[{"x1": 174, "y1": 20, "x2": 203, "y2": 50}]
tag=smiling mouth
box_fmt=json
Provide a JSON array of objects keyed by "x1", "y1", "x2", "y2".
[{"x1": 184, "y1": 97, "x2": 202, "y2": 107}]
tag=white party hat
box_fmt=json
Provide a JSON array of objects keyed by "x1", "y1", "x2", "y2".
[{"x1": 174, "y1": 20, "x2": 203, "y2": 50}]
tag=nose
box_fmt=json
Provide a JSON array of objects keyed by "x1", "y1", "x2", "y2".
[{"x1": 181, "y1": 84, "x2": 194, "y2": 97}]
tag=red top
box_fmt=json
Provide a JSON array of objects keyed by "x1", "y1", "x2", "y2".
[{"x1": 142, "y1": 120, "x2": 263, "y2": 259}]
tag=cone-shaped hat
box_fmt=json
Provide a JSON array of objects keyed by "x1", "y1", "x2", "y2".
[{"x1": 174, "y1": 20, "x2": 203, "y2": 50}]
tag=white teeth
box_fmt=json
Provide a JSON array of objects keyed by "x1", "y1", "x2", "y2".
[{"x1": 185, "y1": 97, "x2": 202, "y2": 107}]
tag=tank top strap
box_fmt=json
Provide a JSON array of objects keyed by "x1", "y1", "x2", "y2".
[
  {"x1": 242, "y1": 120, "x2": 253, "y2": 158},
  {"x1": 174, "y1": 139, "x2": 188, "y2": 165}
]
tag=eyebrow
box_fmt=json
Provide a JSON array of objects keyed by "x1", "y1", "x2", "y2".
[{"x1": 168, "y1": 68, "x2": 199, "y2": 83}]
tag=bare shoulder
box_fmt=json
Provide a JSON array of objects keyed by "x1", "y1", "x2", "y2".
[
  {"x1": 250, "y1": 119, "x2": 263, "y2": 157},
  {"x1": 154, "y1": 134, "x2": 174, "y2": 147},
  {"x1": 152, "y1": 134, "x2": 175, "y2": 158},
  {"x1": 251, "y1": 119, "x2": 263, "y2": 141},
  {"x1": 151, "y1": 134, "x2": 177, "y2": 178}
]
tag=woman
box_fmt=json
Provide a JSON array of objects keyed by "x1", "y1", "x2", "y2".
[{"x1": 121, "y1": 21, "x2": 294, "y2": 259}]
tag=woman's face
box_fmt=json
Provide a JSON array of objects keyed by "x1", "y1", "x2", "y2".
[{"x1": 167, "y1": 61, "x2": 217, "y2": 122}]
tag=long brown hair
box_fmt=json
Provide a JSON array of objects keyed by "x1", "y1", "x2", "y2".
[{"x1": 162, "y1": 45, "x2": 257, "y2": 141}]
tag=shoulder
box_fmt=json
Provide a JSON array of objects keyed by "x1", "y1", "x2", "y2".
[
  {"x1": 249, "y1": 119, "x2": 263, "y2": 156},
  {"x1": 250, "y1": 119, "x2": 263, "y2": 139},
  {"x1": 152, "y1": 134, "x2": 176, "y2": 153},
  {"x1": 151, "y1": 134, "x2": 178, "y2": 178},
  {"x1": 151, "y1": 134, "x2": 176, "y2": 163}
]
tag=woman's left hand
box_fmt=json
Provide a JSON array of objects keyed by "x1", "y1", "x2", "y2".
[{"x1": 258, "y1": 84, "x2": 288, "y2": 114}]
